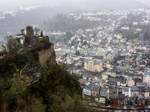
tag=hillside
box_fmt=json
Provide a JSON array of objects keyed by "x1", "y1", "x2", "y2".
[
  {"x1": 77, "y1": 0, "x2": 148, "y2": 10},
  {"x1": 0, "y1": 26, "x2": 91, "y2": 112},
  {"x1": 0, "y1": 6, "x2": 70, "y2": 36},
  {"x1": 0, "y1": 0, "x2": 149, "y2": 39}
]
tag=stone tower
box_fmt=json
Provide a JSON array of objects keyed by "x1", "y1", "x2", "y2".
[
  {"x1": 24, "y1": 26, "x2": 34, "y2": 46},
  {"x1": 26, "y1": 26, "x2": 34, "y2": 37}
]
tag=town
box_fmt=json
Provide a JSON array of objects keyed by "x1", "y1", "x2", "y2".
[{"x1": 51, "y1": 9, "x2": 150, "y2": 108}]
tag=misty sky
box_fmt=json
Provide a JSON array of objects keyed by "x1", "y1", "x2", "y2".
[{"x1": 0, "y1": 0, "x2": 150, "y2": 11}]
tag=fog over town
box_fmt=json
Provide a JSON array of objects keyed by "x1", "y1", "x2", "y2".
[{"x1": 0, "y1": 0, "x2": 150, "y2": 11}]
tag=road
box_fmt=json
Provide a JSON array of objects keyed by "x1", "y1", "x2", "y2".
[{"x1": 86, "y1": 101, "x2": 150, "y2": 112}]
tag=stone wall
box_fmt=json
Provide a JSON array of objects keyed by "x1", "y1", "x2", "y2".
[{"x1": 38, "y1": 44, "x2": 56, "y2": 66}]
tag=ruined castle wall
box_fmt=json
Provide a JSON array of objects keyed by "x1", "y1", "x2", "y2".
[{"x1": 38, "y1": 45, "x2": 56, "y2": 66}]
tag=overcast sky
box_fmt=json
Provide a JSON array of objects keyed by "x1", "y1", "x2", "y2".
[{"x1": 0, "y1": 0, "x2": 150, "y2": 11}]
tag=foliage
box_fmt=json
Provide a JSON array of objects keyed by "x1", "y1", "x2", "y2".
[
  {"x1": 0, "y1": 34, "x2": 91, "y2": 112},
  {"x1": 0, "y1": 50, "x2": 87, "y2": 112},
  {"x1": 7, "y1": 36, "x2": 23, "y2": 53}
]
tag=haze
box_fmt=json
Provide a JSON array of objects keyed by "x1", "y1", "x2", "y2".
[{"x1": 0, "y1": 0, "x2": 150, "y2": 11}]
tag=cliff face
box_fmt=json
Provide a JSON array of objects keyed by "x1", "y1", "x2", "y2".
[{"x1": 38, "y1": 44, "x2": 56, "y2": 66}]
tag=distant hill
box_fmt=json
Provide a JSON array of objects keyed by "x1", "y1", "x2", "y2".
[
  {"x1": 0, "y1": 5, "x2": 80, "y2": 38},
  {"x1": 0, "y1": 0, "x2": 149, "y2": 40},
  {"x1": 71, "y1": 0, "x2": 149, "y2": 11},
  {"x1": 0, "y1": 6, "x2": 65, "y2": 35}
]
